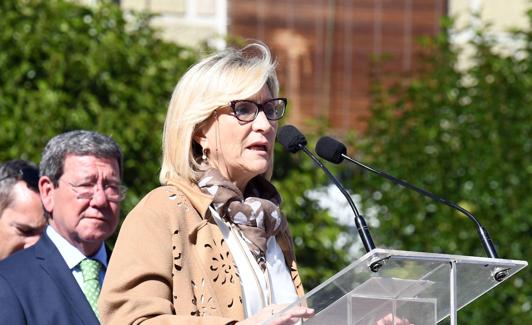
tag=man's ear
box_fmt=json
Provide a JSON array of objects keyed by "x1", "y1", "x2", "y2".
[{"x1": 39, "y1": 176, "x2": 55, "y2": 215}]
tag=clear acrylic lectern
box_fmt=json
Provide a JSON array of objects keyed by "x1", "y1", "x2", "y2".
[{"x1": 265, "y1": 249, "x2": 527, "y2": 324}]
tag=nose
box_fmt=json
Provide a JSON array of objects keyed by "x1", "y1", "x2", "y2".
[
  {"x1": 90, "y1": 183, "x2": 109, "y2": 207},
  {"x1": 24, "y1": 234, "x2": 41, "y2": 249},
  {"x1": 252, "y1": 110, "x2": 275, "y2": 133}
]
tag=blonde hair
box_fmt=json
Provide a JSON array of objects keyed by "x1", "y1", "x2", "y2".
[{"x1": 160, "y1": 43, "x2": 279, "y2": 184}]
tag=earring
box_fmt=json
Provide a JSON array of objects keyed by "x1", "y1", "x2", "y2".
[{"x1": 202, "y1": 148, "x2": 208, "y2": 162}]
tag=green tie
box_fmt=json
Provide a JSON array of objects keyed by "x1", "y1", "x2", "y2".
[{"x1": 80, "y1": 258, "x2": 101, "y2": 319}]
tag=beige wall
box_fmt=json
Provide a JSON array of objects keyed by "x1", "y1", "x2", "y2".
[
  {"x1": 75, "y1": 0, "x2": 227, "y2": 48},
  {"x1": 450, "y1": 0, "x2": 529, "y2": 31},
  {"x1": 122, "y1": 0, "x2": 226, "y2": 48},
  {"x1": 449, "y1": 0, "x2": 529, "y2": 70}
]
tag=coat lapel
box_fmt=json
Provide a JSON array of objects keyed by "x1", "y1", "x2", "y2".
[{"x1": 35, "y1": 233, "x2": 100, "y2": 325}]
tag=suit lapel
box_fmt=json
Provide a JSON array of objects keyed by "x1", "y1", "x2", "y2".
[{"x1": 35, "y1": 233, "x2": 100, "y2": 325}]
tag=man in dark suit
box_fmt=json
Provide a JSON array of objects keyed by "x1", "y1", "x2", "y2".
[{"x1": 0, "y1": 130, "x2": 124, "y2": 324}]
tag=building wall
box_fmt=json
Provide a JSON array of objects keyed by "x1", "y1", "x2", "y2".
[
  {"x1": 74, "y1": 0, "x2": 447, "y2": 133},
  {"x1": 228, "y1": 0, "x2": 447, "y2": 133},
  {"x1": 450, "y1": 0, "x2": 529, "y2": 31},
  {"x1": 449, "y1": 0, "x2": 530, "y2": 70},
  {"x1": 72, "y1": 0, "x2": 529, "y2": 132},
  {"x1": 119, "y1": 0, "x2": 227, "y2": 48}
]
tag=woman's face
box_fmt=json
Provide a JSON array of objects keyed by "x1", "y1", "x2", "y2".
[{"x1": 198, "y1": 85, "x2": 277, "y2": 190}]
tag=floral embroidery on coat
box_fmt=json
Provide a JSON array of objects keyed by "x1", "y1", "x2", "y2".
[
  {"x1": 192, "y1": 225, "x2": 243, "y2": 316},
  {"x1": 206, "y1": 238, "x2": 240, "y2": 285}
]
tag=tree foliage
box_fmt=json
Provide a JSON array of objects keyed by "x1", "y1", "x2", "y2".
[
  {"x1": 345, "y1": 13, "x2": 531, "y2": 324},
  {"x1": 0, "y1": 0, "x2": 198, "y2": 229}
]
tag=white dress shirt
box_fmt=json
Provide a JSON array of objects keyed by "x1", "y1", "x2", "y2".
[{"x1": 46, "y1": 225, "x2": 108, "y2": 290}]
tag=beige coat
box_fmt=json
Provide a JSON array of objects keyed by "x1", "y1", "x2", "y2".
[{"x1": 99, "y1": 178, "x2": 304, "y2": 325}]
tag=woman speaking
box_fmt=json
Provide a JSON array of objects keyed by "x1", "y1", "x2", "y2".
[{"x1": 99, "y1": 43, "x2": 313, "y2": 324}]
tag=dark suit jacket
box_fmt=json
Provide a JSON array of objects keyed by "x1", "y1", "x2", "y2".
[{"x1": 0, "y1": 232, "x2": 100, "y2": 325}]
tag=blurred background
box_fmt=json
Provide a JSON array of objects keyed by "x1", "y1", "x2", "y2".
[{"x1": 1, "y1": 0, "x2": 530, "y2": 323}]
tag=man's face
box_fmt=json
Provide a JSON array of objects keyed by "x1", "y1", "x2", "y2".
[
  {"x1": 40, "y1": 155, "x2": 121, "y2": 256},
  {"x1": 0, "y1": 182, "x2": 45, "y2": 260}
]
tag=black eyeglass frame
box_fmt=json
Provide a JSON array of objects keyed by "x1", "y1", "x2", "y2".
[
  {"x1": 228, "y1": 97, "x2": 287, "y2": 122},
  {"x1": 0, "y1": 167, "x2": 40, "y2": 191}
]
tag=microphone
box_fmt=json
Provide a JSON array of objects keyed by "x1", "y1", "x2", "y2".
[
  {"x1": 278, "y1": 125, "x2": 377, "y2": 255},
  {"x1": 315, "y1": 136, "x2": 500, "y2": 261}
]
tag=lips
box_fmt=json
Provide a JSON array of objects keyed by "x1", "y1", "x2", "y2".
[
  {"x1": 247, "y1": 141, "x2": 270, "y2": 153},
  {"x1": 248, "y1": 144, "x2": 268, "y2": 152},
  {"x1": 84, "y1": 216, "x2": 105, "y2": 222},
  {"x1": 83, "y1": 213, "x2": 108, "y2": 222}
]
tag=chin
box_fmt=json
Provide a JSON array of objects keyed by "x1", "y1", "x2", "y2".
[
  {"x1": 248, "y1": 165, "x2": 270, "y2": 178},
  {"x1": 82, "y1": 231, "x2": 112, "y2": 243},
  {"x1": 80, "y1": 223, "x2": 115, "y2": 240}
]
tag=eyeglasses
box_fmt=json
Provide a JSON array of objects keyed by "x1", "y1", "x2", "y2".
[
  {"x1": 229, "y1": 98, "x2": 287, "y2": 122},
  {"x1": 0, "y1": 167, "x2": 39, "y2": 191},
  {"x1": 59, "y1": 179, "x2": 127, "y2": 203}
]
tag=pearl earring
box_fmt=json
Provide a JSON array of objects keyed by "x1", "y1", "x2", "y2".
[{"x1": 202, "y1": 148, "x2": 208, "y2": 162}]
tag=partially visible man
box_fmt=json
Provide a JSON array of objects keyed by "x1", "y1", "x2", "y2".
[
  {"x1": 0, "y1": 159, "x2": 45, "y2": 260},
  {"x1": 0, "y1": 130, "x2": 124, "y2": 325}
]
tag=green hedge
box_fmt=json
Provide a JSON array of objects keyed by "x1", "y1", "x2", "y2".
[{"x1": 0, "y1": 0, "x2": 198, "y2": 228}]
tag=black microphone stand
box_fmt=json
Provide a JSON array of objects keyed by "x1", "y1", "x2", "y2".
[
  {"x1": 299, "y1": 145, "x2": 377, "y2": 256},
  {"x1": 315, "y1": 135, "x2": 508, "y2": 280},
  {"x1": 342, "y1": 155, "x2": 499, "y2": 258},
  {"x1": 341, "y1": 154, "x2": 510, "y2": 280}
]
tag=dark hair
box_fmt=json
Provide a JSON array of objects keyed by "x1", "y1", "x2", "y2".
[
  {"x1": 39, "y1": 130, "x2": 123, "y2": 186},
  {"x1": 0, "y1": 160, "x2": 40, "y2": 214}
]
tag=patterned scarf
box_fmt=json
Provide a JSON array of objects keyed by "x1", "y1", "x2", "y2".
[{"x1": 198, "y1": 167, "x2": 288, "y2": 271}]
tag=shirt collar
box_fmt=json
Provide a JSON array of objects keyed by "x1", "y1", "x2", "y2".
[{"x1": 46, "y1": 225, "x2": 108, "y2": 270}]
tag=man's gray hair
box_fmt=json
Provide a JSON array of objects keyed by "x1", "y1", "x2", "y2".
[
  {"x1": 0, "y1": 160, "x2": 39, "y2": 215},
  {"x1": 40, "y1": 130, "x2": 123, "y2": 186}
]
